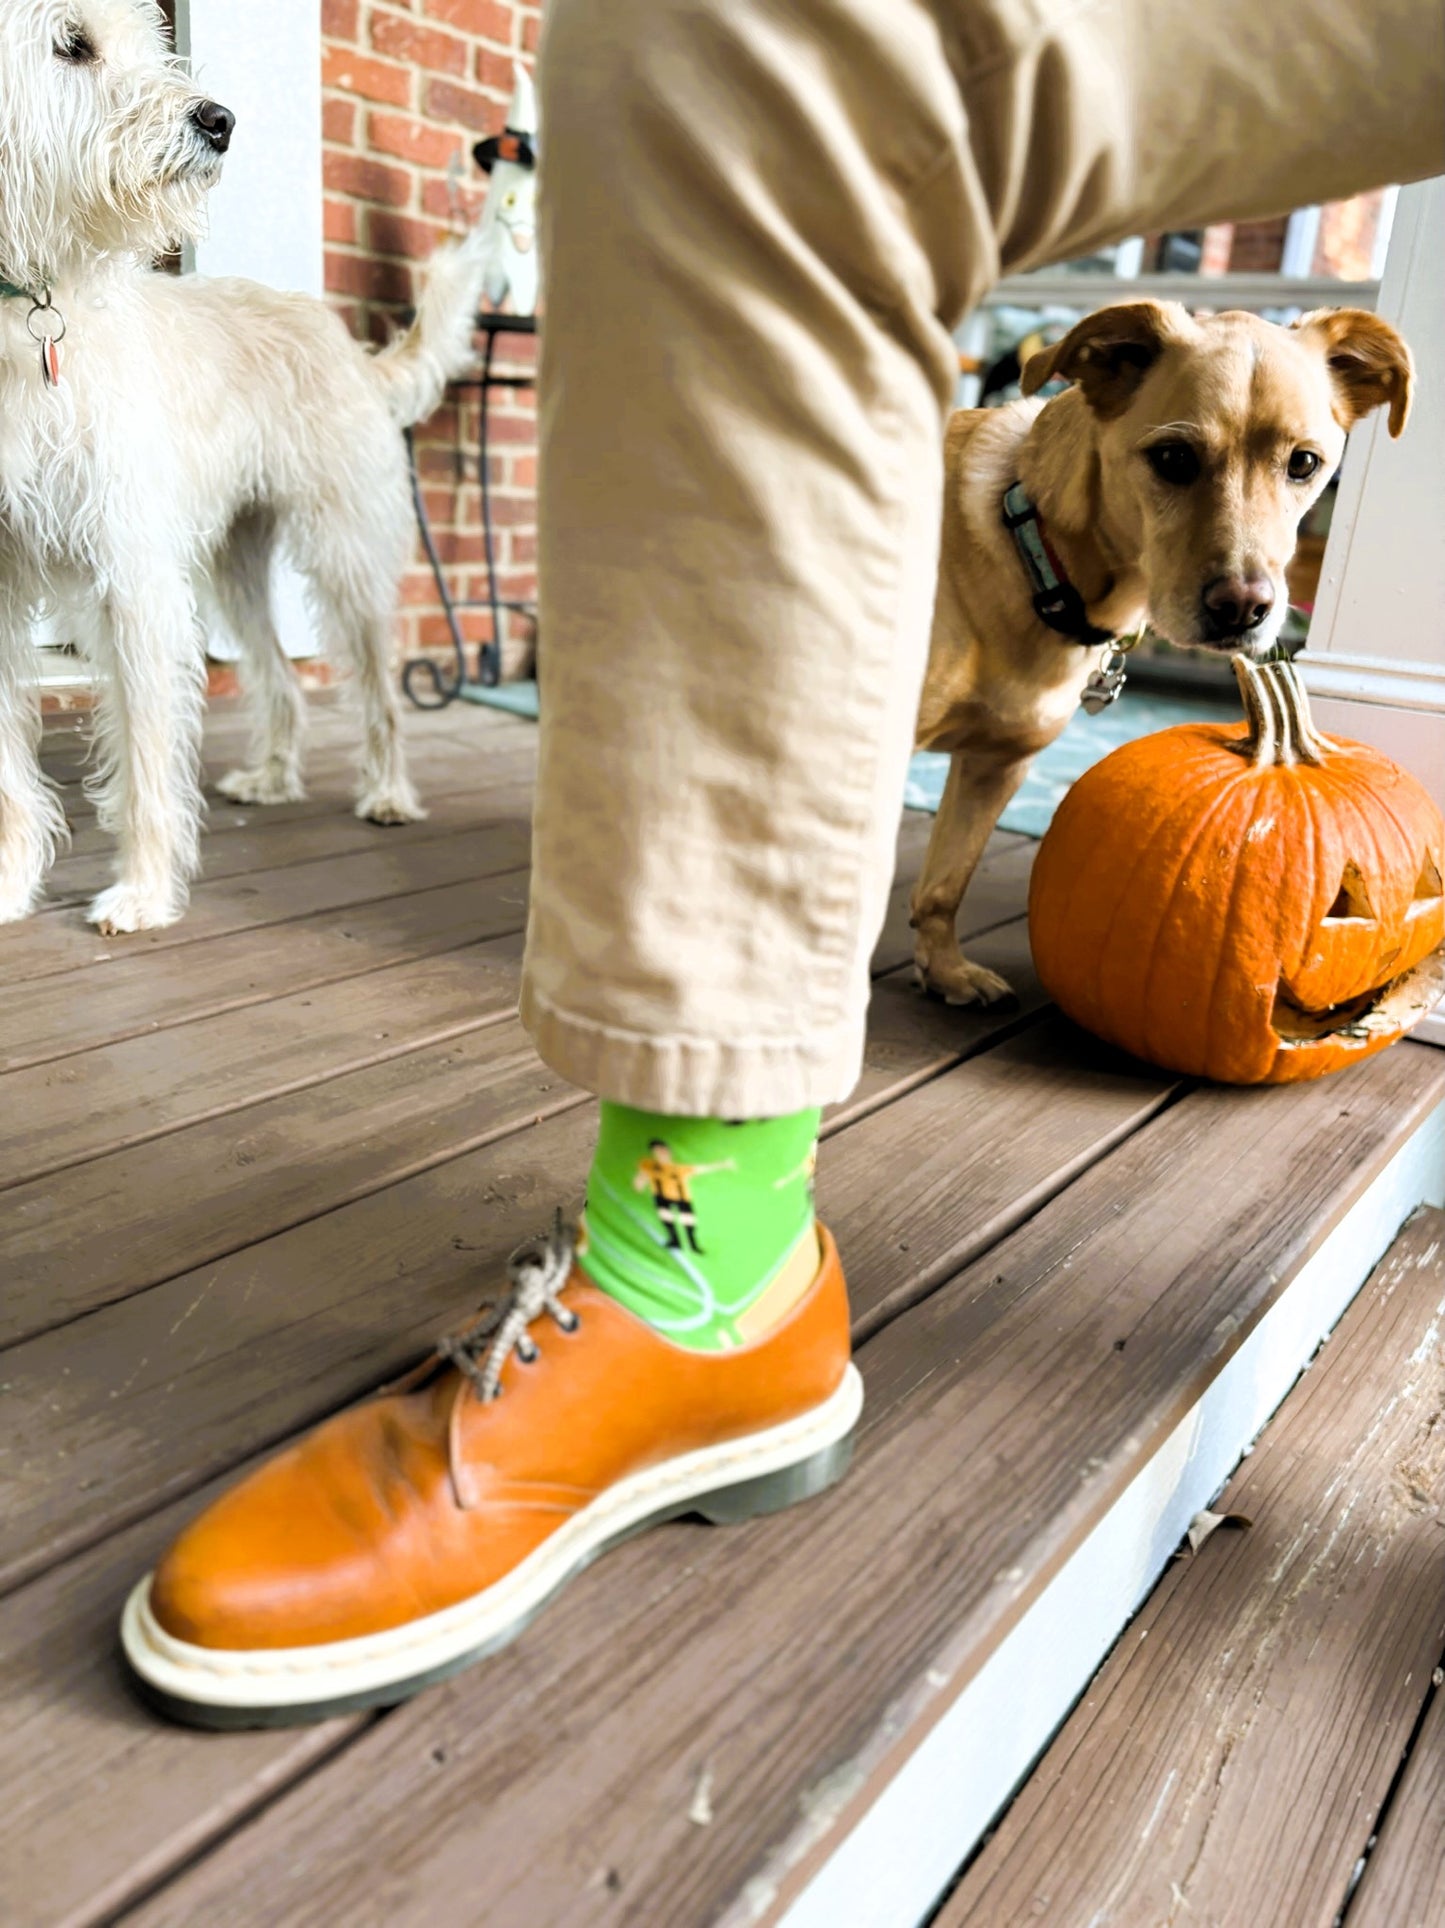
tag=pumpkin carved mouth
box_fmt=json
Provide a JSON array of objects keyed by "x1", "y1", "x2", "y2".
[
  {"x1": 1272, "y1": 943, "x2": 1445, "y2": 1049},
  {"x1": 1275, "y1": 850, "x2": 1445, "y2": 1046}
]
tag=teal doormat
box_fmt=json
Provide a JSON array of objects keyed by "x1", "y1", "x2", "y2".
[
  {"x1": 906, "y1": 689, "x2": 1237, "y2": 839},
  {"x1": 458, "y1": 679, "x2": 540, "y2": 718}
]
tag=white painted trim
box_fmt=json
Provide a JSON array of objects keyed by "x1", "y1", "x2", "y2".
[
  {"x1": 1308, "y1": 179, "x2": 1445, "y2": 674},
  {"x1": 1300, "y1": 653, "x2": 1445, "y2": 716},
  {"x1": 1280, "y1": 206, "x2": 1322, "y2": 278},
  {"x1": 174, "y1": 1, "x2": 322, "y2": 297},
  {"x1": 777, "y1": 1097, "x2": 1445, "y2": 1928},
  {"x1": 1370, "y1": 186, "x2": 1402, "y2": 279},
  {"x1": 173, "y1": 0, "x2": 322, "y2": 658},
  {"x1": 1292, "y1": 180, "x2": 1445, "y2": 806},
  {"x1": 985, "y1": 272, "x2": 1378, "y2": 313},
  {"x1": 1111, "y1": 235, "x2": 1146, "y2": 279}
]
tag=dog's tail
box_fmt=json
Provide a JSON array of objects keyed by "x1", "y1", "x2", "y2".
[{"x1": 370, "y1": 225, "x2": 490, "y2": 428}]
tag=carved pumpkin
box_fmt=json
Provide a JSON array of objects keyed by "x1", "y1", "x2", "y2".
[{"x1": 1028, "y1": 657, "x2": 1445, "y2": 1084}]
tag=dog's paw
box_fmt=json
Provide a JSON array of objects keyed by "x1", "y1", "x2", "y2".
[
  {"x1": 87, "y1": 883, "x2": 183, "y2": 935},
  {"x1": 913, "y1": 952, "x2": 1018, "y2": 1009},
  {"x1": 0, "y1": 886, "x2": 43, "y2": 925},
  {"x1": 216, "y1": 765, "x2": 306, "y2": 807},
  {"x1": 355, "y1": 788, "x2": 427, "y2": 827}
]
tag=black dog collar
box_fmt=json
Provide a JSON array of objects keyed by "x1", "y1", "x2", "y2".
[{"x1": 1002, "y1": 481, "x2": 1116, "y2": 648}]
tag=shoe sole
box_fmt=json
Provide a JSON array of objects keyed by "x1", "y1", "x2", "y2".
[{"x1": 121, "y1": 1363, "x2": 863, "y2": 1729}]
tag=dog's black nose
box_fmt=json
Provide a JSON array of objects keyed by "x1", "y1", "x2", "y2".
[
  {"x1": 1201, "y1": 574, "x2": 1274, "y2": 641},
  {"x1": 191, "y1": 99, "x2": 236, "y2": 154}
]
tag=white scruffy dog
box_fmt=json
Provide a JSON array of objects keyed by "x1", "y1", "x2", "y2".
[{"x1": 0, "y1": 0, "x2": 487, "y2": 931}]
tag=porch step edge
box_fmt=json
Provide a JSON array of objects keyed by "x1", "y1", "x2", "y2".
[{"x1": 777, "y1": 1087, "x2": 1445, "y2": 1928}]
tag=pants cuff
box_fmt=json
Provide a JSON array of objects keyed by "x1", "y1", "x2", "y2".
[{"x1": 519, "y1": 980, "x2": 866, "y2": 1118}]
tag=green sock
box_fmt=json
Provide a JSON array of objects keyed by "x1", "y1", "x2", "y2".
[{"x1": 577, "y1": 1104, "x2": 822, "y2": 1352}]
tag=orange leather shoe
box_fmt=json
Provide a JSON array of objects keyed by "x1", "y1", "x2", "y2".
[{"x1": 121, "y1": 1218, "x2": 861, "y2": 1727}]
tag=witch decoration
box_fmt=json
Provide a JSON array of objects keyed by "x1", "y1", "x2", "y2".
[{"x1": 473, "y1": 62, "x2": 541, "y2": 316}]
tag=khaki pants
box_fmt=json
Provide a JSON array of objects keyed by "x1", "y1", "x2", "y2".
[{"x1": 522, "y1": 0, "x2": 1443, "y2": 1116}]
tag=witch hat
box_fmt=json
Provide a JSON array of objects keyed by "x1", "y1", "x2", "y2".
[{"x1": 475, "y1": 61, "x2": 538, "y2": 174}]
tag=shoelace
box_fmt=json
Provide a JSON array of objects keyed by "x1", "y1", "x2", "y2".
[{"x1": 438, "y1": 1210, "x2": 580, "y2": 1402}]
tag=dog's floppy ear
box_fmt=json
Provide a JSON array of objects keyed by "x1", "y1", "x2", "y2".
[
  {"x1": 1291, "y1": 308, "x2": 1414, "y2": 438},
  {"x1": 1021, "y1": 302, "x2": 1184, "y2": 417}
]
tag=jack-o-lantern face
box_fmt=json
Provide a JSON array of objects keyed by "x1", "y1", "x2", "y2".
[
  {"x1": 1028, "y1": 659, "x2": 1445, "y2": 1085},
  {"x1": 1272, "y1": 850, "x2": 1445, "y2": 1061}
]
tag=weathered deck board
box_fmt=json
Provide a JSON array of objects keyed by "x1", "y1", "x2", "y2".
[
  {"x1": 42, "y1": 696, "x2": 533, "y2": 828},
  {"x1": 0, "y1": 916, "x2": 1035, "y2": 1349},
  {"x1": 118, "y1": 1048, "x2": 1445, "y2": 1928},
  {"x1": 938, "y1": 1205, "x2": 1445, "y2": 1928},
  {"x1": 0, "y1": 873, "x2": 528, "y2": 1072},
  {"x1": 0, "y1": 940, "x2": 524, "y2": 1194},
  {"x1": 0, "y1": 858, "x2": 1030, "y2": 1348},
  {"x1": 2, "y1": 807, "x2": 978, "y2": 1076},
  {"x1": 0, "y1": 994, "x2": 568, "y2": 1344},
  {"x1": 1351, "y1": 1667, "x2": 1445, "y2": 1928},
  {"x1": 57, "y1": 742, "x2": 534, "y2": 845},
  {"x1": 839, "y1": 921, "x2": 1039, "y2": 1127},
  {"x1": 47, "y1": 746, "x2": 542, "y2": 900},
  {"x1": 0, "y1": 1471, "x2": 359, "y2": 1928},
  {"x1": 0, "y1": 819, "x2": 533, "y2": 986}
]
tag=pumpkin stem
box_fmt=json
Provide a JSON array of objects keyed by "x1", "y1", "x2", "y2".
[{"x1": 1231, "y1": 654, "x2": 1332, "y2": 768}]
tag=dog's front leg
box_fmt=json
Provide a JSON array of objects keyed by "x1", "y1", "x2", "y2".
[
  {"x1": 911, "y1": 747, "x2": 1033, "y2": 1005},
  {"x1": 86, "y1": 585, "x2": 206, "y2": 934},
  {"x1": 0, "y1": 586, "x2": 69, "y2": 921}
]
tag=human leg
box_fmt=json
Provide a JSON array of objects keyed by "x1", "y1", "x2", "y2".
[{"x1": 124, "y1": 0, "x2": 1444, "y2": 1722}]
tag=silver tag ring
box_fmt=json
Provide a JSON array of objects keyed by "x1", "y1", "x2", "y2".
[{"x1": 26, "y1": 300, "x2": 66, "y2": 345}]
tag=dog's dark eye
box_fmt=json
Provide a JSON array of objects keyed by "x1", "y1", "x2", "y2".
[
  {"x1": 1145, "y1": 441, "x2": 1201, "y2": 487},
  {"x1": 1287, "y1": 449, "x2": 1322, "y2": 483},
  {"x1": 56, "y1": 26, "x2": 98, "y2": 64}
]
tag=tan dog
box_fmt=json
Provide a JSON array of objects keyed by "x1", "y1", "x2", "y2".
[{"x1": 911, "y1": 300, "x2": 1414, "y2": 1006}]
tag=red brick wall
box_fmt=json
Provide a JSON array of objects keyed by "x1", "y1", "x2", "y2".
[
  {"x1": 321, "y1": 0, "x2": 541, "y2": 680},
  {"x1": 1313, "y1": 190, "x2": 1386, "y2": 283},
  {"x1": 1196, "y1": 197, "x2": 1386, "y2": 288}
]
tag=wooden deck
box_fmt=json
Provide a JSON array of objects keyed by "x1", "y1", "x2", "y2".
[
  {"x1": 940, "y1": 1205, "x2": 1445, "y2": 1928},
  {"x1": 2, "y1": 697, "x2": 1443, "y2": 1927}
]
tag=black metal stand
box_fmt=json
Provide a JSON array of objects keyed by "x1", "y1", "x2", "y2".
[{"x1": 402, "y1": 312, "x2": 538, "y2": 710}]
